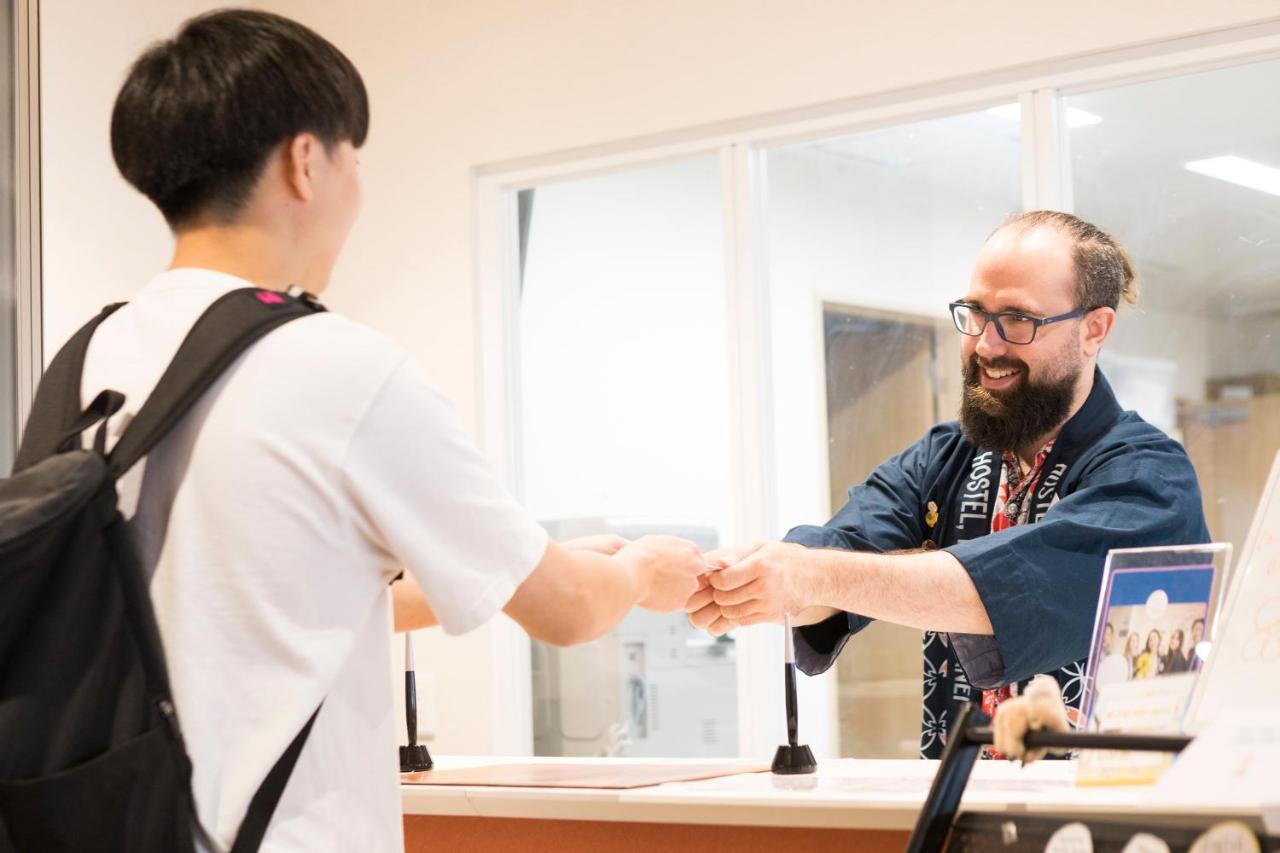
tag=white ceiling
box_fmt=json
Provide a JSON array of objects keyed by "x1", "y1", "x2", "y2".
[
  {"x1": 1068, "y1": 59, "x2": 1280, "y2": 317},
  {"x1": 799, "y1": 56, "x2": 1280, "y2": 319}
]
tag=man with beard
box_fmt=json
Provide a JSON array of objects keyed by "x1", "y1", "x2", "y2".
[{"x1": 685, "y1": 211, "x2": 1210, "y2": 757}]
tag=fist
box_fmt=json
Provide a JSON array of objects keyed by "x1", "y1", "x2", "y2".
[{"x1": 619, "y1": 534, "x2": 705, "y2": 613}]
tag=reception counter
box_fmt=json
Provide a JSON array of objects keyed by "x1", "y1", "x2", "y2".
[{"x1": 400, "y1": 756, "x2": 1265, "y2": 852}]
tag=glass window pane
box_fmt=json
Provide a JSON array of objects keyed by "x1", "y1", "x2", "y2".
[
  {"x1": 1066, "y1": 59, "x2": 1280, "y2": 559},
  {"x1": 765, "y1": 109, "x2": 1022, "y2": 757},
  {"x1": 519, "y1": 157, "x2": 739, "y2": 757},
  {"x1": 0, "y1": 0, "x2": 16, "y2": 473}
]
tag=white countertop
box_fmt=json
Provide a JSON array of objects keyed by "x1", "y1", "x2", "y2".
[{"x1": 400, "y1": 756, "x2": 1263, "y2": 831}]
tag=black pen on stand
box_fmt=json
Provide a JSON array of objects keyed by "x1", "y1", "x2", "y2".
[
  {"x1": 771, "y1": 614, "x2": 817, "y2": 775},
  {"x1": 400, "y1": 632, "x2": 433, "y2": 772}
]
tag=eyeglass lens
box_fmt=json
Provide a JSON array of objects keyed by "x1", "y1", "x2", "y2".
[{"x1": 952, "y1": 305, "x2": 1036, "y2": 344}]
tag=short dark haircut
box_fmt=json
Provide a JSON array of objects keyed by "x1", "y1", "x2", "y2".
[
  {"x1": 111, "y1": 9, "x2": 369, "y2": 229},
  {"x1": 993, "y1": 210, "x2": 1139, "y2": 311}
]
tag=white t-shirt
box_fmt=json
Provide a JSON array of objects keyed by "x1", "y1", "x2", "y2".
[{"x1": 79, "y1": 268, "x2": 547, "y2": 852}]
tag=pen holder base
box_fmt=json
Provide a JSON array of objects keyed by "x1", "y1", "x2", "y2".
[
  {"x1": 400, "y1": 744, "x2": 434, "y2": 773},
  {"x1": 771, "y1": 743, "x2": 817, "y2": 775}
]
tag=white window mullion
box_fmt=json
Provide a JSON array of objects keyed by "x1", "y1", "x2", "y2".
[
  {"x1": 474, "y1": 179, "x2": 523, "y2": 490},
  {"x1": 720, "y1": 143, "x2": 788, "y2": 759},
  {"x1": 1021, "y1": 88, "x2": 1073, "y2": 212},
  {"x1": 722, "y1": 143, "x2": 842, "y2": 759},
  {"x1": 721, "y1": 144, "x2": 777, "y2": 548},
  {"x1": 474, "y1": 178, "x2": 535, "y2": 756}
]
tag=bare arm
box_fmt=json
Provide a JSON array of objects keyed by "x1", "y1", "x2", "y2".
[
  {"x1": 390, "y1": 537, "x2": 635, "y2": 634},
  {"x1": 689, "y1": 542, "x2": 992, "y2": 635},
  {"x1": 504, "y1": 534, "x2": 705, "y2": 647},
  {"x1": 795, "y1": 547, "x2": 992, "y2": 633},
  {"x1": 389, "y1": 532, "x2": 701, "y2": 637}
]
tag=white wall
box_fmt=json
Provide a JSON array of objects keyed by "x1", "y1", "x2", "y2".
[
  {"x1": 39, "y1": 0, "x2": 210, "y2": 352},
  {"x1": 39, "y1": 0, "x2": 1280, "y2": 754}
]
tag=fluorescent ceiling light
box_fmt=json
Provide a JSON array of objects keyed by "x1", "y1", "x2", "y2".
[
  {"x1": 1185, "y1": 155, "x2": 1280, "y2": 198},
  {"x1": 985, "y1": 104, "x2": 1102, "y2": 128},
  {"x1": 1064, "y1": 108, "x2": 1102, "y2": 128}
]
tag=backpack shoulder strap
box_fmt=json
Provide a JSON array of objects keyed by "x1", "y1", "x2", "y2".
[
  {"x1": 13, "y1": 302, "x2": 126, "y2": 472},
  {"x1": 228, "y1": 704, "x2": 322, "y2": 853},
  {"x1": 107, "y1": 287, "x2": 325, "y2": 478}
]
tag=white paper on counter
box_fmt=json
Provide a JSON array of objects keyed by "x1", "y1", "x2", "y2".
[{"x1": 1155, "y1": 711, "x2": 1280, "y2": 834}]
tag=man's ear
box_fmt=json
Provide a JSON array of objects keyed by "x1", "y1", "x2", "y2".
[
  {"x1": 1080, "y1": 306, "x2": 1115, "y2": 357},
  {"x1": 283, "y1": 133, "x2": 319, "y2": 202}
]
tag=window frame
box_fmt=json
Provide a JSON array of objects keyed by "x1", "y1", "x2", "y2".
[
  {"x1": 474, "y1": 20, "x2": 1280, "y2": 757},
  {"x1": 9, "y1": 0, "x2": 42, "y2": 457}
]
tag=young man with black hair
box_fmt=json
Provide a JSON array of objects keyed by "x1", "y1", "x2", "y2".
[
  {"x1": 90, "y1": 10, "x2": 705, "y2": 850},
  {"x1": 686, "y1": 212, "x2": 1210, "y2": 757}
]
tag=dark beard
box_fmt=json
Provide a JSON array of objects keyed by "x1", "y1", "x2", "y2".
[{"x1": 959, "y1": 354, "x2": 1078, "y2": 453}]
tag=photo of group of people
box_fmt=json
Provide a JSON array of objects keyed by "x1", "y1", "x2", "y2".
[
  {"x1": 1086, "y1": 564, "x2": 1217, "y2": 706},
  {"x1": 1093, "y1": 610, "x2": 1206, "y2": 687}
]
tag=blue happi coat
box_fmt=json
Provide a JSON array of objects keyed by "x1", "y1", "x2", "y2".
[{"x1": 787, "y1": 369, "x2": 1210, "y2": 757}]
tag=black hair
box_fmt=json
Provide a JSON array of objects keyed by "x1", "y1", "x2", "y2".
[
  {"x1": 111, "y1": 9, "x2": 369, "y2": 229},
  {"x1": 993, "y1": 210, "x2": 1139, "y2": 311}
]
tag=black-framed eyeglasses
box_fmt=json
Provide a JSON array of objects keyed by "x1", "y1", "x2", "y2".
[{"x1": 948, "y1": 301, "x2": 1094, "y2": 345}]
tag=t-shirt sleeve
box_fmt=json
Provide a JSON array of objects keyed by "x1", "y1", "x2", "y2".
[
  {"x1": 784, "y1": 428, "x2": 938, "y2": 675},
  {"x1": 945, "y1": 443, "x2": 1209, "y2": 686},
  {"x1": 340, "y1": 358, "x2": 548, "y2": 635}
]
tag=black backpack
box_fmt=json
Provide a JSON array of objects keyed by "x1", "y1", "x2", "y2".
[{"x1": 0, "y1": 287, "x2": 327, "y2": 852}]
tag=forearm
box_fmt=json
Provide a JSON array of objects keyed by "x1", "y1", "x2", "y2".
[
  {"x1": 801, "y1": 548, "x2": 993, "y2": 634},
  {"x1": 503, "y1": 541, "x2": 648, "y2": 646},
  {"x1": 560, "y1": 549, "x2": 647, "y2": 643}
]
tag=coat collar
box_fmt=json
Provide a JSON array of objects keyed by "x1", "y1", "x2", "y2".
[{"x1": 1052, "y1": 367, "x2": 1123, "y2": 460}]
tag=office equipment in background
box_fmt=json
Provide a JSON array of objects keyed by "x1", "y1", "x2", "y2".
[
  {"x1": 400, "y1": 633, "x2": 432, "y2": 772},
  {"x1": 531, "y1": 519, "x2": 737, "y2": 758},
  {"x1": 771, "y1": 614, "x2": 817, "y2": 775}
]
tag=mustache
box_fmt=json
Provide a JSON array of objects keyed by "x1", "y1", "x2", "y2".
[{"x1": 964, "y1": 353, "x2": 1026, "y2": 382}]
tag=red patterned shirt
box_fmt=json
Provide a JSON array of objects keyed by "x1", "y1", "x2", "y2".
[{"x1": 980, "y1": 440, "x2": 1055, "y2": 758}]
